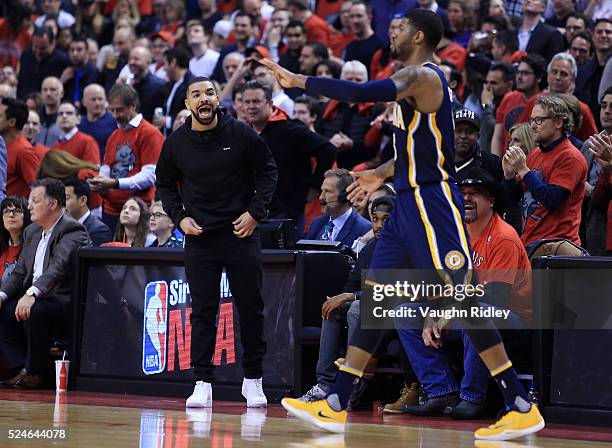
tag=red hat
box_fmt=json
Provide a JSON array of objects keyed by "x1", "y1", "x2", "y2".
[
  {"x1": 150, "y1": 31, "x2": 175, "y2": 46},
  {"x1": 245, "y1": 45, "x2": 271, "y2": 60}
]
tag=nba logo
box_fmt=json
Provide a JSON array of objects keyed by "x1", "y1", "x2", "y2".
[{"x1": 142, "y1": 281, "x2": 169, "y2": 375}]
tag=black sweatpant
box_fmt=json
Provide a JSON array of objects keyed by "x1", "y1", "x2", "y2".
[
  {"x1": 185, "y1": 228, "x2": 266, "y2": 382},
  {"x1": 0, "y1": 296, "x2": 65, "y2": 374}
]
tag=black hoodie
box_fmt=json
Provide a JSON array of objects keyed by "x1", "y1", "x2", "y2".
[{"x1": 156, "y1": 109, "x2": 278, "y2": 231}]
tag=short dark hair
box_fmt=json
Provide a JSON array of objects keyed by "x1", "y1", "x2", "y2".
[
  {"x1": 350, "y1": 0, "x2": 373, "y2": 17},
  {"x1": 108, "y1": 83, "x2": 140, "y2": 108},
  {"x1": 1, "y1": 97, "x2": 28, "y2": 130},
  {"x1": 567, "y1": 12, "x2": 593, "y2": 30},
  {"x1": 285, "y1": 20, "x2": 305, "y2": 34},
  {"x1": 32, "y1": 26, "x2": 55, "y2": 43},
  {"x1": 519, "y1": 54, "x2": 547, "y2": 80},
  {"x1": 481, "y1": 15, "x2": 508, "y2": 31},
  {"x1": 187, "y1": 76, "x2": 217, "y2": 94},
  {"x1": 32, "y1": 178, "x2": 66, "y2": 208},
  {"x1": 287, "y1": 0, "x2": 309, "y2": 11},
  {"x1": 489, "y1": 62, "x2": 515, "y2": 82},
  {"x1": 403, "y1": 9, "x2": 443, "y2": 51},
  {"x1": 314, "y1": 59, "x2": 342, "y2": 79},
  {"x1": 0, "y1": 195, "x2": 30, "y2": 253},
  {"x1": 494, "y1": 30, "x2": 518, "y2": 54},
  {"x1": 570, "y1": 31, "x2": 594, "y2": 55},
  {"x1": 70, "y1": 32, "x2": 89, "y2": 47},
  {"x1": 304, "y1": 41, "x2": 329, "y2": 60},
  {"x1": 234, "y1": 11, "x2": 257, "y2": 28},
  {"x1": 294, "y1": 95, "x2": 321, "y2": 118},
  {"x1": 594, "y1": 18, "x2": 612, "y2": 29},
  {"x1": 601, "y1": 86, "x2": 612, "y2": 103},
  {"x1": 63, "y1": 178, "x2": 91, "y2": 207},
  {"x1": 241, "y1": 80, "x2": 273, "y2": 101},
  {"x1": 164, "y1": 47, "x2": 190, "y2": 69}
]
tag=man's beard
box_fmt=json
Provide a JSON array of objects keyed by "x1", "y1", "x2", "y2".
[{"x1": 191, "y1": 105, "x2": 218, "y2": 125}]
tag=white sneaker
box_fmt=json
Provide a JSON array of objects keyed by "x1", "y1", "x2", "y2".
[
  {"x1": 242, "y1": 377, "x2": 267, "y2": 408},
  {"x1": 186, "y1": 381, "x2": 213, "y2": 408}
]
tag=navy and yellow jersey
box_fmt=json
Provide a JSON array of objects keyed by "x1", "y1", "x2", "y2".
[{"x1": 391, "y1": 62, "x2": 456, "y2": 191}]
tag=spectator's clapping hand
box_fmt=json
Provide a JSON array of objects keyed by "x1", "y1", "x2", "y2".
[
  {"x1": 503, "y1": 145, "x2": 529, "y2": 179},
  {"x1": 588, "y1": 133, "x2": 612, "y2": 166}
]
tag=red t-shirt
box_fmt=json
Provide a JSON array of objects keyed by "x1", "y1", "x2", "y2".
[
  {"x1": 103, "y1": 0, "x2": 152, "y2": 16},
  {"x1": 329, "y1": 30, "x2": 355, "y2": 58},
  {"x1": 495, "y1": 91, "x2": 530, "y2": 155},
  {"x1": 102, "y1": 118, "x2": 164, "y2": 215},
  {"x1": 0, "y1": 244, "x2": 21, "y2": 284},
  {"x1": 592, "y1": 165, "x2": 612, "y2": 252},
  {"x1": 518, "y1": 92, "x2": 598, "y2": 141},
  {"x1": 305, "y1": 14, "x2": 331, "y2": 47},
  {"x1": 436, "y1": 42, "x2": 466, "y2": 72},
  {"x1": 316, "y1": 0, "x2": 342, "y2": 21},
  {"x1": 520, "y1": 138, "x2": 587, "y2": 245},
  {"x1": 471, "y1": 213, "x2": 532, "y2": 322},
  {"x1": 33, "y1": 143, "x2": 48, "y2": 161},
  {"x1": 50, "y1": 131, "x2": 101, "y2": 165},
  {"x1": 7, "y1": 134, "x2": 40, "y2": 199}
]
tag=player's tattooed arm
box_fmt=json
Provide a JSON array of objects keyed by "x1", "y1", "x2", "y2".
[
  {"x1": 374, "y1": 159, "x2": 395, "y2": 180},
  {"x1": 391, "y1": 65, "x2": 444, "y2": 112}
]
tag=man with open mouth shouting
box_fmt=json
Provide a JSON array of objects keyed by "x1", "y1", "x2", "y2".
[{"x1": 156, "y1": 77, "x2": 278, "y2": 409}]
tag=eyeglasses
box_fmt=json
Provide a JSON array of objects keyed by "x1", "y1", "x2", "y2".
[
  {"x1": 2, "y1": 208, "x2": 23, "y2": 216},
  {"x1": 150, "y1": 212, "x2": 168, "y2": 219},
  {"x1": 528, "y1": 116, "x2": 553, "y2": 126}
]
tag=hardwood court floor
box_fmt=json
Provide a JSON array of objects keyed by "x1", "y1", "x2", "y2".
[{"x1": 0, "y1": 390, "x2": 611, "y2": 447}]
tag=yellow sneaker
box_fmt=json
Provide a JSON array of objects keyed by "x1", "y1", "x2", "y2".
[
  {"x1": 475, "y1": 405, "x2": 544, "y2": 441},
  {"x1": 282, "y1": 397, "x2": 347, "y2": 433}
]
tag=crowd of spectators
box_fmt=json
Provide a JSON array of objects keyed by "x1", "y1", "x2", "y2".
[{"x1": 0, "y1": 0, "x2": 610, "y2": 402}]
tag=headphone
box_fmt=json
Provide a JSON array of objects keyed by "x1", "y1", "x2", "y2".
[{"x1": 320, "y1": 189, "x2": 349, "y2": 206}]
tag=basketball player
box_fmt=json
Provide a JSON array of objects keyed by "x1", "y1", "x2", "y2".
[{"x1": 263, "y1": 9, "x2": 544, "y2": 440}]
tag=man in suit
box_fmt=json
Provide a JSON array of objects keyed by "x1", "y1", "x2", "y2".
[
  {"x1": 518, "y1": 0, "x2": 565, "y2": 64},
  {"x1": 307, "y1": 169, "x2": 370, "y2": 248},
  {"x1": 63, "y1": 178, "x2": 112, "y2": 247},
  {"x1": 0, "y1": 179, "x2": 90, "y2": 389},
  {"x1": 153, "y1": 47, "x2": 195, "y2": 134}
]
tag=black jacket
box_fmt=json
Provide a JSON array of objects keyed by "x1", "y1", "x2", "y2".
[
  {"x1": 0, "y1": 215, "x2": 90, "y2": 306},
  {"x1": 156, "y1": 110, "x2": 278, "y2": 231},
  {"x1": 259, "y1": 109, "x2": 335, "y2": 219},
  {"x1": 455, "y1": 144, "x2": 504, "y2": 183},
  {"x1": 162, "y1": 71, "x2": 195, "y2": 129},
  {"x1": 524, "y1": 22, "x2": 565, "y2": 64},
  {"x1": 82, "y1": 213, "x2": 112, "y2": 247},
  {"x1": 17, "y1": 48, "x2": 69, "y2": 99}
]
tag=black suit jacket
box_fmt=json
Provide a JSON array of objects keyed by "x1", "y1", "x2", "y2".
[
  {"x1": 524, "y1": 22, "x2": 565, "y2": 64},
  {"x1": 0, "y1": 215, "x2": 90, "y2": 306},
  {"x1": 83, "y1": 213, "x2": 112, "y2": 247},
  {"x1": 163, "y1": 71, "x2": 195, "y2": 130}
]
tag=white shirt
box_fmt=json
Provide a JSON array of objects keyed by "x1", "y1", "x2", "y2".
[
  {"x1": 78, "y1": 210, "x2": 91, "y2": 225},
  {"x1": 165, "y1": 76, "x2": 186, "y2": 128},
  {"x1": 331, "y1": 207, "x2": 352, "y2": 242},
  {"x1": 99, "y1": 114, "x2": 156, "y2": 191},
  {"x1": 35, "y1": 11, "x2": 75, "y2": 29},
  {"x1": 272, "y1": 91, "x2": 294, "y2": 116},
  {"x1": 189, "y1": 48, "x2": 220, "y2": 78},
  {"x1": 59, "y1": 127, "x2": 78, "y2": 142},
  {"x1": 149, "y1": 62, "x2": 168, "y2": 81}
]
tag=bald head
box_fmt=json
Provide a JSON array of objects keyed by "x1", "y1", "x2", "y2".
[
  {"x1": 0, "y1": 83, "x2": 16, "y2": 100},
  {"x1": 113, "y1": 28, "x2": 135, "y2": 58},
  {"x1": 128, "y1": 46, "x2": 153, "y2": 80},
  {"x1": 83, "y1": 83, "x2": 107, "y2": 120},
  {"x1": 41, "y1": 77, "x2": 64, "y2": 109}
]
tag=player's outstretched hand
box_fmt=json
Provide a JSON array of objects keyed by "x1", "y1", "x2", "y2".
[
  {"x1": 260, "y1": 58, "x2": 306, "y2": 90},
  {"x1": 347, "y1": 169, "x2": 385, "y2": 203}
]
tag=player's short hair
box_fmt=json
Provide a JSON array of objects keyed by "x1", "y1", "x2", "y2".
[{"x1": 403, "y1": 9, "x2": 443, "y2": 51}]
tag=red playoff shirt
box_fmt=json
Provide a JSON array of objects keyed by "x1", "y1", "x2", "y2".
[
  {"x1": 102, "y1": 118, "x2": 164, "y2": 215},
  {"x1": 520, "y1": 138, "x2": 587, "y2": 246},
  {"x1": 592, "y1": 165, "x2": 612, "y2": 252},
  {"x1": 50, "y1": 131, "x2": 101, "y2": 165},
  {"x1": 495, "y1": 91, "x2": 530, "y2": 155},
  {"x1": 33, "y1": 143, "x2": 48, "y2": 161},
  {"x1": 0, "y1": 244, "x2": 21, "y2": 283},
  {"x1": 518, "y1": 92, "x2": 598, "y2": 141},
  {"x1": 305, "y1": 14, "x2": 331, "y2": 47},
  {"x1": 7, "y1": 134, "x2": 39, "y2": 199},
  {"x1": 329, "y1": 30, "x2": 355, "y2": 58},
  {"x1": 436, "y1": 42, "x2": 466, "y2": 72},
  {"x1": 316, "y1": 0, "x2": 342, "y2": 21},
  {"x1": 471, "y1": 213, "x2": 533, "y2": 322}
]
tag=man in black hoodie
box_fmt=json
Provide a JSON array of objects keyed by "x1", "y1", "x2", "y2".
[
  {"x1": 156, "y1": 77, "x2": 278, "y2": 410},
  {"x1": 241, "y1": 80, "x2": 335, "y2": 234}
]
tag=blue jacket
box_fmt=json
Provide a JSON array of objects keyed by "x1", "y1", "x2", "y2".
[
  {"x1": 83, "y1": 213, "x2": 113, "y2": 247},
  {"x1": 307, "y1": 209, "x2": 370, "y2": 248}
]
